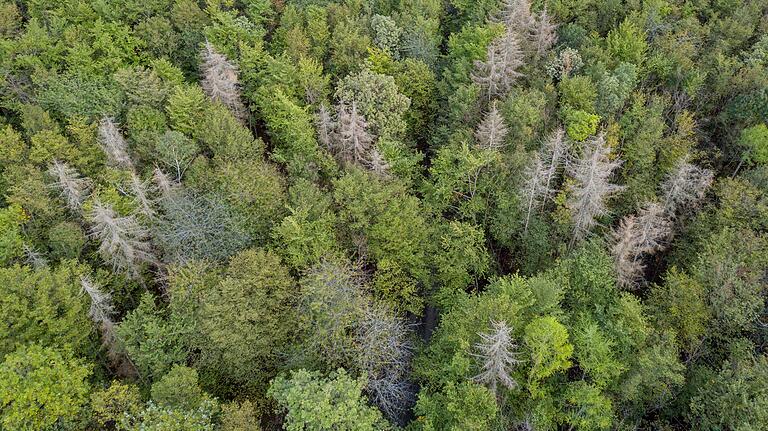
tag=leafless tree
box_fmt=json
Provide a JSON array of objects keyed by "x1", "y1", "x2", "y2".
[
  {"x1": 567, "y1": 133, "x2": 624, "y2": 243},
  {"x1": 612, "y1": 203, "x2": 672, "y2": 288},
  {"x1": 493, "y1": 0, "x2": 535, "y2": 34},
  {"x1": 529, "y1": 8, "x2": 558, "y2": 56},
  {"x1": 661, "y1": 159, "x2": 714, "y2": 217},
  {"x1": 366, "y1": 148, "x2": 391, "y2": 178},
  {"x1": 475, "y1": 103, "x2": 508, "y2": 150},
  {"x1": 152, "y1": 167, "x2": 177, "y2": 198},
  {"x1": 335, "y1": 101, "x2": 375, "y2": 165},
  {"x1": 80, "y1": 275, "x2": 115, "y2": 329},
  {"x1": 89, "y1": 200, "x2": 156, "y2": 278},
  {"x1": 47, "y1": 160, "x2": 92, "y2": 213},
  {"x1": 356, "y1": 303, "x2": 415, "y2": 424},
  {"x1": 129, "y1": 173, "x2": 155, "y2": 218},
  {"x1": 316, "y1": 103, "x2": 335, "y2": 151},
  {"x1": 98, "y1": 117, "x2": 133, "y2": 169},
  {"x1": 22, "y1": 244, "x2": 48, "y2": 269},
  {"x1": 472, "y1": 30, "x2": 525, "y2": 102},
  {"x1": 472, "y1": 320, "x2": 523, "y2": 397},
  {"x1": 521, "y1": 128, "x2": 568, "y2": 233},
  {"x1": 200, "y1": 41, "x2": 247, "y2": 121}
]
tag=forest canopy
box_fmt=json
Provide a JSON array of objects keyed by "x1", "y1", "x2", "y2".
[{"x1": 1, "y1": 0, "x2": 767, "y2": 429}]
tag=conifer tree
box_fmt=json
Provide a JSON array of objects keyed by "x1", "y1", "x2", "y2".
[
  {"x1": 494, "y1": 0, "x2": 535, "y2": 34},
  {"x1": 529, "y1": 8, "x2": 558, "y2": 56},
  {"x1": 335, "y1": 101, "x2": 375, "y2": 165},
  {"x1": 661, "y1": 160, "x2": 714, "y2": 217},
  {"x1": 521, "y1": 128, "x2": 568, "y2": 233},
  {"x1": 200, "y1": 41, "x2": 247, "y2": 122},
  {"x1": 612, "y1": 203, "x2": 672, "y2": 288},
  {"x1": 129, "y1": 173, "x2": 155, "y2": 218},
  {"x1": 47, "y1": 160, "x2": 92, "y2": 213},
  {"x1": 316, "y1": 103, "x2": 335, "y2": 151},
  {"x1": 22, "y1": 244, "x2": 48, "y2": 269},
  {"x1": 366, "y1": 148, "x2": 391, "y2": 178},
  {"x1": 472, "y1": 30, "x2": 524, "y2": 102},
  {"x1": 474, "y1": 103, "x2": 508, "y2": 150},
  {"x1": 567, "y1": 133, "x2": 623, "y2": 243},
  {"x1": 472, "y1": 320, "x2": 522, "y2": 397},
  {"x1": 89, "y1": 200, "x2": 155, "y2": 278},
  {"x1": 98, "y1": 117, "x2": 133, "y2": 169}
]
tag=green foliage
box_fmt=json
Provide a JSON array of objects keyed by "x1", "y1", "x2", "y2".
[
  {"x1": 606, "y1": 20, "x2": 648, "y2": 67},
  {"x1": 0, "y1": 344, "x2": 91, "y2": 431},
  {"x1": 335, "y1": 68, "x2": 411, "y2": 139},
  {"x1": 151, "y1": 365, "x2": 207, "y2": 411},
  {"x1": 739, "y1": 123, "x2": 768, "y2": 165},
  {"x1": 560, "y1": 381, "x2": 613, "y2": 431},
  {"x1": 0, "y1": 203, "x2": 25, "y2": 265},
  {"x1": 563, "y1": 108, "x2": 600, "y2": 141},
  {"x1": 0, "y1": 262, "x2": 95, "y2": 358},
  {"x1": 90, "y1": 381, "x2": 143, "y2": 429},
  {"x1": 413, "y1": 381, "x2": 498, "y2": 431},
  {"x1": 524, "y1": 316, "x2": 574, "y2": 395},
  {"x1": 268, "y1": 369, "x2": 389, "y2": 431}
]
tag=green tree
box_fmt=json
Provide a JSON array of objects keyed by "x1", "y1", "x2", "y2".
[
  {"x1": 0, "y1": 344, "x2": 91, "y2": 431},
  {"x1": 524, "y1": 316, "x2": 573, "y2": 395},
  {"x1": 268, "y1": 368, "x2": 389, "y2": 431},
  {"x1": 412, "y1": 381, "x2": 498, "y2": 431}
]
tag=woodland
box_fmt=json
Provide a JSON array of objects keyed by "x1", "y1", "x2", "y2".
[{"x1": 0, "y1": 0, "x2": 767, "y2": 429}]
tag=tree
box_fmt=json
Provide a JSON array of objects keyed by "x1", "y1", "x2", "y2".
[
  {"x1": 335, "y1": 101, "x2": 375, "y2": 165},
  {"x1": 47, "y1": 160, "x2": 92, "y2": 213},
  {"x1": 474, "y1": 102, "x2": 508, "y2": 150},
  {"x1": 316, "y1": 103, "x2": 335, "y2": 150},
  {"x1": 412, "y1": 381, "x2": 498, "y2": 431},
  {"x1": 660, "y1": 159, "x2": 714, "y2": 217},
  {"x1": 334, "y1": 69, "x2": 410, "y2": 139},
  {"x1": 80, "y1": 275, "x2": 117, "y2": 353},
  {"x1": 89, "y1": 200, "x2": 155, "y2": 278},
  {"x1": 521, "y1": 128, "x2": 568, "y2": 233},
  {"x1": 0, "y1": 344, "x2": 91, "y2": 431},
  {"x1": 567, "y1": 133, "x2": 623, "y2": 243},
  {"x1": 529, "y1": 8, "x2": 558, "y2": 57},
  {"x1": 98, "y1": 117, "x2": 133, "y2": 169},
  {"x1": 268, "y1": 369, "x2": 389, "y2": 431},
  {"x1": 472, "y1": 30, "x2": 524, "y2": 102},
  {"x1": 200, "y1": 41, "x2": 247, "y2": 121},
  {"x1": 524, "y1": 316, "x2": 573, "y2": 395},
  {"x1": 472, "y1": 320, "x2": 523, "y2": 397},
  {"x1": 611, "y1": 203, "x2": 672, "y2": 288}
]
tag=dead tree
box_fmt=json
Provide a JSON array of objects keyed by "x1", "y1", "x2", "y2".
[
  {"x1": 335, "y1": 101, "x2": 375, "y2": 165},
  {"x1": 661, "y1": 160, "x2": 714, "y2": 217},
  {"x1": 22, "y1": 244, "x2": 48, "y2": 269},
  {"x1": 316, "y1": 103, "x2": 335, "y2": 151},
  {"x1": 200, "y1": 41, "x2": 248, "y2": 121},
  {"x1": 475, "y1": 103, "x2": 508, "y2": 150},
  {"x1": 472, "y1": 320, "x2": 523, "y2": 397},
  {"x1": 612, "y1": 203, "x2": 672, "y2": 288},
  {"x1": 567, "y1": 133, "x2": 623, "y2": 243},
  {"x1": 89, "y1": 200, "x2": 155, "y2": 278},
  {"x1": 472, "y1": 30, "x2": 525, "y2": 102},
  {"x1": 366, "y1": 148, "x2": 391, "y2": 178},
  {"x1": 529, "y1": 8, "x2": 558, "y2": 56},
  {"x1": 98, "y1": 117, "x2": 133, "y2": 169},
  {"x1": 493, "y1": 0, "x2": 535, "y2": 35},
  {"x1": 521, "y1": 128, "x2": 568, "y2": 233},
  {"x1": 47, "y1": 160, "x2": 92, "y2": 213},
  {"x1": 129, "y1": 173, "x2": 155, "y2": 218}
]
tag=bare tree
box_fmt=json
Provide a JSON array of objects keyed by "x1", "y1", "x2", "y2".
[
  {"x1": 472, "y1": 320, "x2": 523, "y2": 397},
  {"x1": 80, "y1": 275, "x2": 114, "y2": 330},
  {"x1": 366, "y1": 148, "x2": 391, "y2": 178},
  {"x1": 316, "y1": 103, "x2": 335, "y2": 151},
  {"x1": 612, "y1": 203, "x2": 672, "y2": 288},
  {"x1": 475, "y1": 103, "x2": 508, "y2": 150},
  {"x1": 98, "y1": 117, "x2": 133, "y2": 169},
  {"x1": 521, "y1": 128, "x2": 568, "y2": 233},
  {"x1": 152, "y1": 167, "x2": 177, "y2": 198},
  {"x1": 129, "y1": 173, "x2": 155, "y2": 218},
  {"x1": 567, "y1": 133, "x2": 623, "y2": 243},
  {"x1": 89, "y1": 200, "x2": 156, "y2": 278},
  {"x1": 22, "y1": 244, "x2": 48, "y2": 269},
  {"x1": 472, "y1": 30, "x2": 525, "y2": 102},
  {"x1": 200, "y1": 41, "x2": 247, "y2": 121},
  {"x1": 529, "y1": 8, "x2": 558, "y2": 56},
  {"x1": 661, "y1": 159, "x2": 714, "y2": 217},
  {"x1": 356, "y1": 303, "x2": 415, "y2": 424},
  {"x1": 47, "y1": 160, "x2": 92, "y2": 213},
  {"x1": 493, "y1": 0, "x2": 535, "y2": 34},
  {"x1": 335, "y1": 101, "x2": 375, "y2": 165}
]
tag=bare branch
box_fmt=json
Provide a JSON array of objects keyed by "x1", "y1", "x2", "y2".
[
  {"x1": 316, "y1": 103, "x2": 335, "y2": 151},
  {"x1": 472, "y1": 320, "x2": 523, "y2": 396},
  {"x1": 472, "y1": 30, "x2": 525, "y2": 102},
  {"x1": 200, "y1": 41, "x2": 248, "y2": 121},
  {"x1": 98, "y1": 117, "x2": 133, "y2": 169},
  {"x1": 47, "y1": 160, "x2": 92, "y2": 213},
  {"x1": 475, "y1": 103, "x2": 508, "y2": 150},
  {"x1": 521, "y1": 128, "x2": 569, "y2": 233},
  {"x1": 335, "y1": 101, "x2": 375, "y2": 165},
  {"x1": 88, "y1": 200, "x2": 156, "y2": 278},
  {"x1": 661, "y1": 159, "x2": 714, "y2": 217},
  {"x1": 529, "y1": 8, "x2": 558, "y2": 56}
]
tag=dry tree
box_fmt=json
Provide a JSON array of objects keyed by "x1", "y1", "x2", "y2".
[
  {"x1": 356, "y1": 302, "x2": 415, "y2": 424},
  {"x1": 47, "y1": 160, "x2": 92, "y2": 213},
  {"x1": 520, "y1": 128, "x2": 568, "y2": 233},
  {"x1": 661, "y1": 159, "x2": 714, "y2": 217},
  {"x1": 335, "y1": 101, "x2": 375, "y2": 165},
  {"x1": 129, "y1": 173, "x2": 155, "y2": 218},
  {"x1": 612, "y1": 203, "x2": 672, "y2": 289},
  {"x1": 80, "y1": 275, "x2": 115, "y2": 332},
  {"x1": 475, "y1": 102, "x2": 508, "y2": 150},
  {"x1": 89, "y1": 200, "x2": 156, "y2": 278},
  {"x1": 98, "y1": 117, "x2": 133, "y2": 169},
  {"x1": 152, "y1": 167, "x2": 177, "y2": 198},
  {"x1": 200, "y1": 41, "x2": 248, "y2": 121},
  {"x1": 529, "y1": 8, "x2": 558, "y2": 56},
  {"x1": 22, "y1": 244, "x2": 48, "y2": 269},
  {"x1": 366, "y1": 148, "x2": 391, "y2": 178},
  {"x1": 472, "y1": 320, "x2": 523, "y2": 397},
  {"x1": 472, "y1": 30, "x2": 525, "y2": 102},
  {"x1": 493, "y1": 0, "x2": 535, "y2": 34},
  {"x1": 316, "y1": 103, "x2": 335, "y2": 151},
  {"x1": 567, "y1": 133, "x2": 624, "y2": 243}
]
